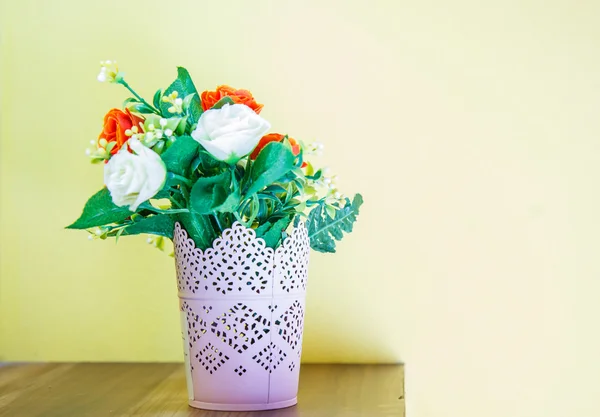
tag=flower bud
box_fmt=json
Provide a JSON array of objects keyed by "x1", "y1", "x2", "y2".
[
  {"x1": 153, "y1": 140, "x2": 165, "y2": 155},
  {"x1": 166, "y1": 136, "x2": 177, "y2": 149}
]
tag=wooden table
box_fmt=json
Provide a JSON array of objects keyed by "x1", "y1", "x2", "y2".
[{"x1": 0, "y1": 363, "x2": 403, "y2": 416}]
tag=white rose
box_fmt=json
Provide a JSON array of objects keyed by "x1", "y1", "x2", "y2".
[
  {"x1": 191, "y1": 103, "x2": 271, "y2": 163},
  {"x1": 104, "y1": 139, "x2": 167, "y2": 211}
]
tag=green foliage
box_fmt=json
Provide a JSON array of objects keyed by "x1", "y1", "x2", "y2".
[
  {"x1": 153, "y1": 89, "x2": 162, "y2": 109},
  {"x1": 129, "y1": 102, "x2": 156, "y2": 114},
  {"x1": 71, "y1": 66, "x2": 364, "y2": 253},
  {"x1": 190, "y1": 170, "x2": 240, "y2": 215},
  {"x1": 245, "y1": 142, "x2": 296, "y2": 196},
  {"x1": 176, "y1": 212, "x2": 218, "y2": 250},
  {"x1": 306, "y1": 194, "x2": 364, "y2": 253},
  {"x1": 210, "y1": 96, "x2": 235, "y2": 110},
  {"x1": 160, "y1": 67, "x2": 202, "y2": 124},
  {"x1": 67, "y1": 188, "x2": 132, "y2": 229},
  {"x1": 255, "y1": 216, "x2": 293, "y2": 248},
  {"x1": 160, "y1": 136, "x2": 199, "y2": 177},
  {"x1": 121, "y1": 214, "x2": 175, "y2": 239},
  {"x1": 193, "y1": 150, "x2": 228, "y2": 176}
]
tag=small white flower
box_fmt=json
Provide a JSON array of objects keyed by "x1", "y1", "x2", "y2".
[
  {"x1": 97, "y1": 60, "x2": 120, "y2": 83},
  {"x1": 85, "y1": 149, "x2": 91, "y2": 156},
  {"x1": 159, "y1": 118, "x2": 167, "y2": 127},
  {"x1": 164, "y1": 129, "x2": 173, "y2": 137},
  {"x1": 97, "y1": 69, "x2": 107, "y2": 83}
]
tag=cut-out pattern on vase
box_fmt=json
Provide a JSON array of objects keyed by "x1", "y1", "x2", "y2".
[
  {"x1": 197, "y1": 342, "x2": 230, "y2": 374},
  {"x1": 210, "y1": 303, "x2": 271, "y2": 353},
  {"x1": 174, "y1": 221, "x2": 310, "y2": 411},
  {"x1": 275, "y1": 300, "x2": 305, "y2": 351}
]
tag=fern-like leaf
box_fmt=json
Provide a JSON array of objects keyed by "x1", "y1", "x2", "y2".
[{"x1": 306, "y1": 194, "x2": 363, "y2": 253}]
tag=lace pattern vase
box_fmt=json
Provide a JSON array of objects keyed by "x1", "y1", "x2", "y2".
[{"x1": 173, "y1": 221, "x2": 310, "y2": 411}]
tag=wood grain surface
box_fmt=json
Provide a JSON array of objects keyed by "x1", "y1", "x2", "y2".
[{"x1": 0, "y1": 363, "x2": 403, "y2": 417}]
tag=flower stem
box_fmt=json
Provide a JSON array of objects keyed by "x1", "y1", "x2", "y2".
[
  {"x1": 119, "y1": 80, "x2": 159, "y2": 114},
  {"x1": 212, "y1": 213, "x2": 224, "y2": 232},
  {"x1": 139, "y1": 203, "x2": 189, "y2": 215},
  {"x1": 168, "y1": 173, "x2": 193, "y2": 187}
]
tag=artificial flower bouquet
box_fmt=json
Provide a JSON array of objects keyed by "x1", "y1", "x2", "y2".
[
  {"x1": 67, "y1": 61, "x2": 363, "y2": 253},
  {"x1": 67, "y1": 62, "x2": 363, "y2": 411}
]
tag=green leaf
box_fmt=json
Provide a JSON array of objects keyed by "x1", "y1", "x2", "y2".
[
  {"x1": 306, "y1": 194, "x2": 363, "y2": 253},
  {"x1": 123, "y1": 97, "x2": 140, "y2": 107},
  {"x1": 175, "y1": 67, "x2": 199, "y2": 98},
  {"x1": 160, "y1": 67, "x2": 201, "y2": 117},
  {"x1": 210, "y1": 96, "x2": 234, "y2": 110},
  {"x1": 130, "y1": 103, "x2": 156, "y2": 114},
  {"x1": 218, "y1": 173, "x2": 241, "y2": 213},
  {"x1": 263, "y1": 184, "x2": 287, "y2": 194},
  {"x1": 121, "y1": 214, "x2": 175, "y2": 239},
  {"x1": 160, "y1": 136, "x2": 199, "y2": 177},
  {"x1": 67, "y1": 188, "x2": 133, "y2": 229},
  {"x1": 195, "y1": 150, "x2": 228, "y2": 175},
  {"x1": 255, "y1": 216, "x2": 293, "y2": 249},
  {"x1": 190, "y1": 170, "x2": 240, "y2": 215},
  {"x1": 176, "y1": 212, "x2": 217, "y2": 250},
  {"x1": 153, "y1": 89, "x2": 163, "y2": 109},
  {"x1": 246, "y1": 142, "x2": 296, "y2": 196}
]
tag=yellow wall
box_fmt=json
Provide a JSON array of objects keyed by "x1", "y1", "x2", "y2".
[{"x1": 2, "y1": 1, "x2": 600, "y2": 416}]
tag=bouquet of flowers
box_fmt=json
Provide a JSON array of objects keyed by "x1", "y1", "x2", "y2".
[{"x1": 68, "y1": 61, "x2": 362, "y2": 253}]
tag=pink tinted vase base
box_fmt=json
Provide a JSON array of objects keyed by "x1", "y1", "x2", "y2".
[
  {"x1": 189, "y1": 398, "x2": 298, "y2": 411},
  {"x1": 173, "y1": 221, "x2": 310, "y2": 412}
]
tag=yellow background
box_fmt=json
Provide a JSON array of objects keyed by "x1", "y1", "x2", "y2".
[{"x1": 2, "y1": 1, "x2": 600, "y2": 416}]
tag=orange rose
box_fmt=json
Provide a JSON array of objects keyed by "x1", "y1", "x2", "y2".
[
  {"x1": 250, "y1": 133, "x2": 306, "y2": 167},
  {"x1": 99, "y1": 109, "x2": 144, "y2": 155},
  {"x1": 201, "y1": 85, "x2": 264, "y2": 114}
]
